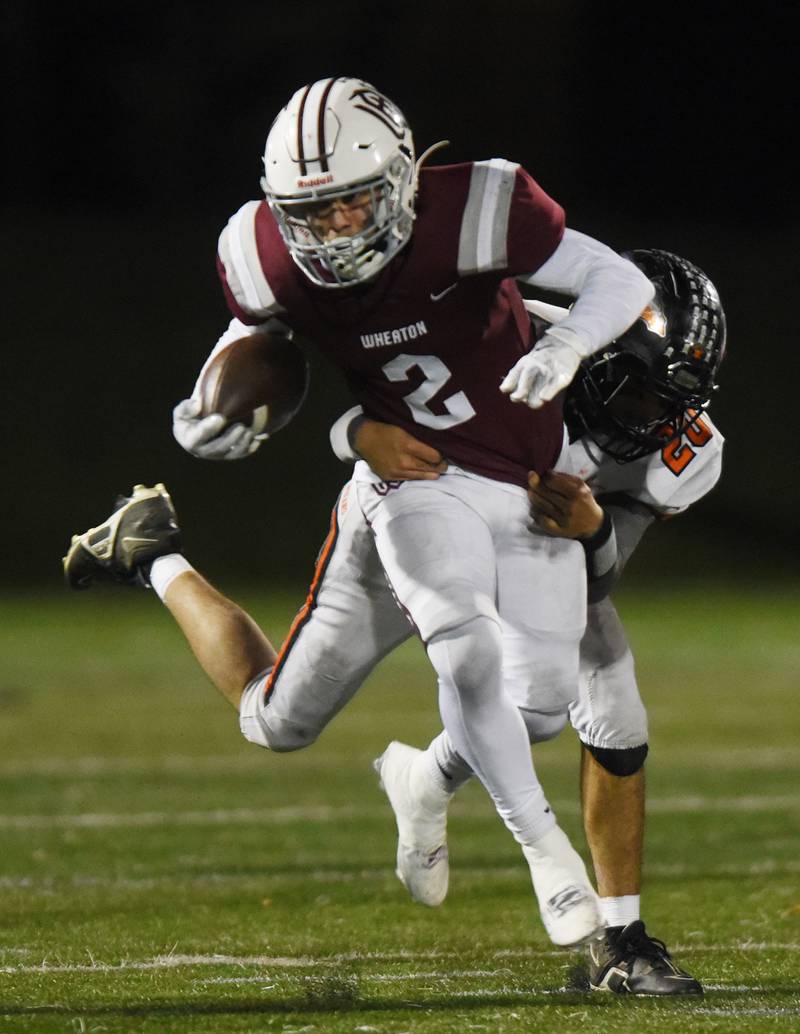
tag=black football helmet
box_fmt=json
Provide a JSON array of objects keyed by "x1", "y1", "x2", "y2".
[{"x1": 564, "y1": 249, "x2": 727, "y2": 462}]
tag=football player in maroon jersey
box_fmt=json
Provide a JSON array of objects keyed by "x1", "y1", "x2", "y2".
[
  {"x1": 171, "y1": 77, "x2": 658, "y2": 947},
  {"x1": 78, "y1": 78, "x2": 657, "y2": 949},
  {"x1": 64, "y1": 246, "x2": 722, "y2": 988}
]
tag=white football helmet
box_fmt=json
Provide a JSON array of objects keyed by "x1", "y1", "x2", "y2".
[{"x1": 262, "y1": 77, "x2": 416, "y2": 288}]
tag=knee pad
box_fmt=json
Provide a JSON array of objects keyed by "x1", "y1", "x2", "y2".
[
  {"x1": 239, "y1": 710, "x2": 319, "y2": 752},
  {"x1": 259, "y1": 716, "x2": 319, "y2": 753},
  {"x1": 585, "y1": 741, "x2": 648, "y2": 777},
  {"x1": 239, "y1": 672, "x2": 319, "y2": 752}
]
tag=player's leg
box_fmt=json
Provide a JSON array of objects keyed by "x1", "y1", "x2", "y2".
[
  {"x1": 490, "y1": 507, "x2": 601, "y2": 944},
  {"x1": 63, "y1": 484, "x2": 268, "y2": 708},
  {"x1": 364, "y1": 478, "x2": 552, "y2": 844},
  {"x1": 580, "y1": 746, "x2": 644, "y2": 903},
  {"x1": 363, "y1": 475, "x2": 600, "y2": 945},
  {"x1": 158, "y1": 567, "x2": 276, "y2": 708},
  {"x1": 571, "y1": 598, "x2": 702, "y2": 995},
  {"x1": 238, "y1": 484, "x2": 413, "y2": 751},
  {"x1": 64, "y1": 482, "x2": 412, "y2": 747},
  {"x1": 374, "y1": 493, "x2": 588, "y2": 915},
  {"x1": 378, "y1": 703, "x2": 569, "y2": 907}
]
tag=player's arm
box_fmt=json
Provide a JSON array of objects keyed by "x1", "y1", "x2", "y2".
[
  {"x1": 329, "y1": 406, "x2": 448, "y2": 480},
  {"x1": 518, "y1": 229, "x2": 654, "y2": 361},
  {"x1": 175, "y1": 202, "x2": 289, "y2": 461},
  {"x1": 505, "y1": 230, "x2": 654, "y2": 410},
  {"x1": 491, "y1": 164, "x2": 652, "y2": 409},
  {"x1": 528, "y1": 472, "x2": 656, "y2": 602}
]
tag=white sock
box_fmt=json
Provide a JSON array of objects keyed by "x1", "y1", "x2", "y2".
[
  {"x1": 425, "y1": 731, "x2": 473, "y2": 795},
  {"x1": 428, "y1": 620, "x2": 557, "y2": 846},
  {"x1": 149, "y1": 554, "x2": 194, "y2": 600},
  {"x1": 599, "y1": 895, "x2": 640, "y2": 928}
]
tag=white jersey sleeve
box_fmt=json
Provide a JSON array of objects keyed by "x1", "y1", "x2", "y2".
[
  {"x1": 558, "y1": 413, "x2": 724, "y2": 515},
  {"x1": 330, "y1": 405, "x2": 366, "y2": 463},
  {"x1": 517, "y1": 229, "x2": 654, "y2": 359},
  {"x1": 637, "y1": 415, "x2": 724, "y2": 513}
]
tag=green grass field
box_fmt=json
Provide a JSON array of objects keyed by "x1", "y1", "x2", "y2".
[{"x1": 1, "y1": 584, "x2": 798, "y2": 1033}]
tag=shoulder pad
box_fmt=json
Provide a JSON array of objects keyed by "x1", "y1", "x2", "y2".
[
  {"x1": 457, "y1": 159, "x2": 519, "y2": 275},
  {"x1": 218, "y1": 201, "x2": 283, "y2": 320}
]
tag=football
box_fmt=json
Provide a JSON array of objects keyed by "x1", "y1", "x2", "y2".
[{"x1": 197, "y1": 331, "x2": 310, "y2": 437}]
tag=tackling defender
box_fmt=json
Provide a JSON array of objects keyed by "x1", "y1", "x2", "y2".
[
  {"x1": 166, "y1": 76, "x2": 656, "y2": 947},
  {"x1": 334, "y1": 249, "x2": 725, "y2": 994}
]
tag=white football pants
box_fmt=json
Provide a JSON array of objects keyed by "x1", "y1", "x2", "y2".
[{"x1": 239, "y1": 472, "x2": 648, "y2": 786}]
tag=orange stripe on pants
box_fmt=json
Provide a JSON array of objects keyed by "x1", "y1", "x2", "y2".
[{"x1": 262, "y1": 504, "x2": 340, "y2": 702}]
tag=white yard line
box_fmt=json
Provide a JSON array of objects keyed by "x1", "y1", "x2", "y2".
[
  {"x1": 1, "y1": 745, "x2": 796, "y2": 778},
  {"x1": 0, "y1": 793, "x2": 796, "y2": 831},
  {"x1": 196, "y1": 970, "x2": 516, "y2": 987},
  {"x1": 2, "y1": 944, "x2": 799, "y2": 976},
  {"x1": 702, "y1": 984, "x2": 773, "y2": 992},
  {"x1": 0, "y1": 805, "x2": 368, "y2": 829},
  {"x1": 0, "y1": 755, "x2": 263, "y2": 777},
  {"x1": 2, "y1": 858, "x2": 799, "y2": 894},
  {"x1": 694, "y1": 1008, "x2": 800, "y2": 1017},
  {"x1": 0, "y1": 754, "x2": 379, "y2": 778},
  {"x1": 0, "y1": 954, "x2": 322, "y2": 975},
  {"x1": 639, "y1": 794, "x2": 800, "y2": 814}
]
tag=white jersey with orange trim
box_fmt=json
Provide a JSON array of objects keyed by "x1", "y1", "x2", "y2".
[{"x1": 554, "y1": 412, "x2": 724, "y2": 516}]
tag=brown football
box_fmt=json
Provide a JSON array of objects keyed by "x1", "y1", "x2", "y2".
[{"x1": 197, "y1": 331, "x2": 310, "y2": 437}]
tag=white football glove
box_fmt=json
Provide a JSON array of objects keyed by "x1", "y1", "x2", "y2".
[
  {"x1": 172, "y1": 398, "x2": 261, "y2": 460},
  {"x1": 500, "y1": 332, "x2": 583, "y2": 409}
]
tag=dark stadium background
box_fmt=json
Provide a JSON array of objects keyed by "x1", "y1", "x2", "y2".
[{"x1": 5, "y1": 2, "x2": 793, "y2": 588}]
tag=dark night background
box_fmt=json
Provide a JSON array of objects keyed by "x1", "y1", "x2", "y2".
[{"x1": 4, "y1": 2, "x2": 796, "y2": 589}]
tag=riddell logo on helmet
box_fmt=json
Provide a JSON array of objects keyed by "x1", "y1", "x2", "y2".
[{"x1": 297, "y1": 174, "x2": 334, "y2": 188}]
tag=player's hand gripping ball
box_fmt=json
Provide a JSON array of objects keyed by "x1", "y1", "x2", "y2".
[{"x1": 173, "y1": 332, "x2": 310, "y2": 461}]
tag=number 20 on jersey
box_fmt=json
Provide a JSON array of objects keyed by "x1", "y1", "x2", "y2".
[{"x1": 661, "y1": 412, "x2": 712, "y2": 476}]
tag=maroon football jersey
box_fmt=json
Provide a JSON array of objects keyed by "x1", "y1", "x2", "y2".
[{"x1": 217, "y1": 159, "x2": 566, "y2": 485}]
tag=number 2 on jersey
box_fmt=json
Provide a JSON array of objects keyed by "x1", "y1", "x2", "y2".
[
  {"x1": 661, "y1": 412, "x2": 712, "y2": 476},
  {"x1": 382, "y1": 354, "x2": 476, "y2": 430}
]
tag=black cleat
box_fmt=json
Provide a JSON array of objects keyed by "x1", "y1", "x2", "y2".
[
  {"x1": 588, "y1": 920, "x2": 703, "y2": 996},
  {"x1": 63, "y1": 484, "x2": 182, "y2": 589}
]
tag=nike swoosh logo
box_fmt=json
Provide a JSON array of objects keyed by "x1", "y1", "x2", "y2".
[{"x1": 430, "y1": 283, "x2": 458, "y2": 302}]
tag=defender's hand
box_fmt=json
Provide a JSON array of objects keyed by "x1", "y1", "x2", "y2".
[
  {"x1": 172, "y1": 398, "x2": 260, "y2": 460},
  {"x1": 500, "y1": 334, "x2": 582, "y2": 409},
  {"x1": 528, "y1": 470, "x2": 604, "y2": 538},
  {"x1": 355, "y1": 420, "x2": 448, "y2": 480}
]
